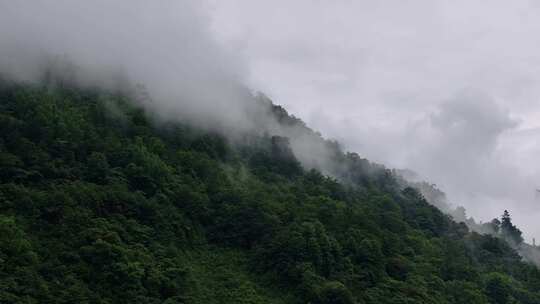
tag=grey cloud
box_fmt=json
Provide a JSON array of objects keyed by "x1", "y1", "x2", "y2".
[
  {"x1": 429, "y1": 90, "x2": 518, "y2": 160},
  {"x1": 0, "y1": 0, "x2": 253, "y2": 131},
  {"x1": 210, "y1": 0, "x2": 540, "y2": 240}
]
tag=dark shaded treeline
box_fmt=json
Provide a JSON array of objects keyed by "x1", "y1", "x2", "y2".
[{"x1": 1, "y1": 80, "x2": 540, "y2": 304}]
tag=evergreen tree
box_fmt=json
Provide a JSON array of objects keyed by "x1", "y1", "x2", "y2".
[{"x1": 500, "y1": 210, "x2": 524, "y2": 245}]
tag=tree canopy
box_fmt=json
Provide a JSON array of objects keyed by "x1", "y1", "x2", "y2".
[{"x1": 1, "y1": 80, "x2": 540, "y2": 303}]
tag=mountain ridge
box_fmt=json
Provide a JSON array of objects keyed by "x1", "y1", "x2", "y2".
[{"x1": 1, "y1": 79, "x2": 540, "y2": 303}]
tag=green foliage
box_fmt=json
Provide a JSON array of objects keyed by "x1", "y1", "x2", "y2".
[
  {"x1": 484, "y1": 273, "x2": 513, "y2": 304},
  {"x1": 0, "y1": 82, "x2": 539, "y2": 303},
  {"x1": 500, "y1": 210, "x2": 524, "y2": 245},
  {"x1": 315, "y1": 281, "x2": 355, "y2": 304}
]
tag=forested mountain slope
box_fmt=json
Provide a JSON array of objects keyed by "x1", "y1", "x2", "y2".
[{"x1": 1, "y1": 81, "x2": 540, "y2": 304}]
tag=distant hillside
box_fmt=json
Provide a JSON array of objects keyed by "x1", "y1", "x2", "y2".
[{"x1": 1, "y1": 80, "x2": 540, "y2": 303}]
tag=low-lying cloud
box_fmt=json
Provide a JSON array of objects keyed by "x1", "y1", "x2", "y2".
[{"x1": 0, "y1": 0, "x2": 253, "y2": 129}]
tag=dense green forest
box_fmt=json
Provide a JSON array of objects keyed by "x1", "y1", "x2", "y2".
[{"x1": 2, "y1": 79, "x2": 540, "y2": 304}]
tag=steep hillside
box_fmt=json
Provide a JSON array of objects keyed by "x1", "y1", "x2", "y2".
[{"x1": 1, "y1": 81, "x2": 540, "y2": 304}]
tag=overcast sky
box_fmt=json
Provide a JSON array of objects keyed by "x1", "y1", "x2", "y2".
[{"x1": 207, "y1": 0, "x2": 540, "y2": 240}]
